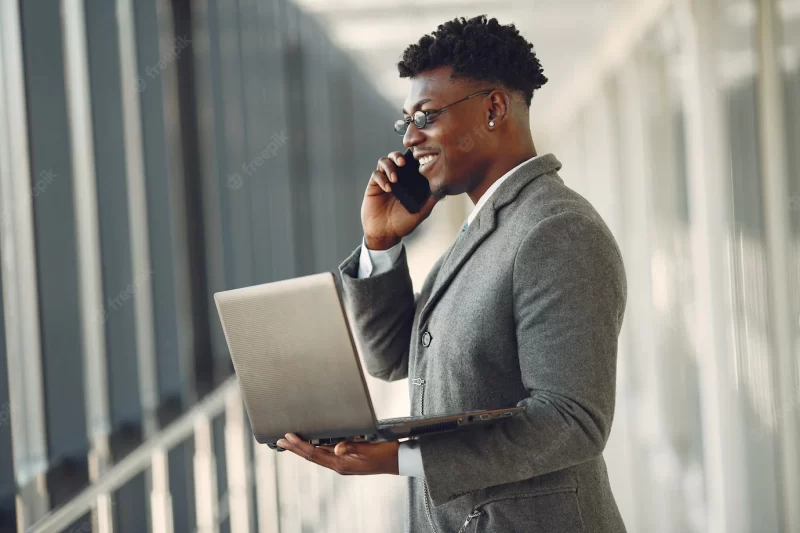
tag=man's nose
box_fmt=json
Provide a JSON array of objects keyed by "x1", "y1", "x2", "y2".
[{"x1": 403, "y1": 122, "x2": 425, "y2": 148}]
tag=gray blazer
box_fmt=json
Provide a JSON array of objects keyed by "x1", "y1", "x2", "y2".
[{"x1": 339, "y1": 153, "x2": 628, "y2": 533}]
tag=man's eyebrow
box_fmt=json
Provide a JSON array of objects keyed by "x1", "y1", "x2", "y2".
[{"x1": 402, "y1": 98, "x2": 432, "y2": 115}]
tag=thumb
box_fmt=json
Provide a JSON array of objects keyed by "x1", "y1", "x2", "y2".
[
  {"x1": 335, "y1": 441, "x2": 371, "y2": 456},
  {"x1": 334, "y1": 442, "x2": 354, "y2": 456}
]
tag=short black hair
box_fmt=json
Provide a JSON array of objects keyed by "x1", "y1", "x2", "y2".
[{"x1": 397, "y1": 15, "x2": 548, "y2": 107}]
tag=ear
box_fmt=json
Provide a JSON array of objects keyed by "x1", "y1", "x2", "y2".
[{"x1": 485, "y1": 90, "x2": 510, "y2": 127}]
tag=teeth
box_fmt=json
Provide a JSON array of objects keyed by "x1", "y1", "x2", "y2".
[{"x1": 419, "y1": 154, "x2": 438, "y2": 165}]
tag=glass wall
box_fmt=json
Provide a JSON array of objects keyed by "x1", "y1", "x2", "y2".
[
  {"x1": 778, "y1": 0, "x2": 800, "y2": 430},
  {"x1": 0, "y1": 0, "x2": 405, "y2": 531},
  {"x1": 718, "y1": 0, "x2": 782, "y2": 529},
  {"x1": 549, "y1": 1, "x2": 798, "y2": 531},
  {"x1": 776, "y1": 1, "x2": 800, "y2": 530}
]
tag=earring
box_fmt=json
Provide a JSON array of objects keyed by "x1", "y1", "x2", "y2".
[{"x1": 489, "y1": 121, "x2": 495, "y2": 127}]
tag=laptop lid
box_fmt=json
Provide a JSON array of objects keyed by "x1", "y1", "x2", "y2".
[{"x1": 214, "y1": 272, "x2": 379, "y2": 444}]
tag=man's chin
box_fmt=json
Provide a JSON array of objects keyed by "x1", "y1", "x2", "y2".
[
  {"x1": 431, "y1": 188, "x2": 448, "y2": 201},
  {"x1": 428, "y1": 177, "x2": 450, "y2": 201}
]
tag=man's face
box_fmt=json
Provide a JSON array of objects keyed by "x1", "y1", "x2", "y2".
[{"x1": 401, "y1": 66, "x2": 492, "y2": 199}]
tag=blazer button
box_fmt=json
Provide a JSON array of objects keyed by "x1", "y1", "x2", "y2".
[{"x1": 421, "y1": 331, "x2": 432, "y2": 347}]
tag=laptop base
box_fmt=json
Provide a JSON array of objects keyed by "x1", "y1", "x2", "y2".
[{"x1": 266, "y1": 406, "x2": 524, "y2": 451}]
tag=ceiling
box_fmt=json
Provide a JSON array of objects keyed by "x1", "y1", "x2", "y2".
[{"x1": 293, "y1": 0, "x2": 624, "y2": 136}]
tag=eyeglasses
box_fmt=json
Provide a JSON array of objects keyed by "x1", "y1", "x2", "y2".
[{"x1": 394, "y1": 89, "x2": 493, "y2": 135}]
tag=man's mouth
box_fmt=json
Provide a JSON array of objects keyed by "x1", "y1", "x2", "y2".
[{"x1": 419, "y1": 153, "x2": 439, "y2": 167}]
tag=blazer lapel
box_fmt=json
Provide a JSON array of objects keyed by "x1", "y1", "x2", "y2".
[{"x1": 418, "y1": 154, "x2": 562, "y2": 328}]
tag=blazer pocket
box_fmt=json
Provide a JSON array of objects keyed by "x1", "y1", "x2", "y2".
[{"x1": 462, "y1": 487, "x2": 586, "y2": 533}]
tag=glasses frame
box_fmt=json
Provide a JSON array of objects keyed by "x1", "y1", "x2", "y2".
[{"x1": 394, "y1": 89, "x2": 494, "y2": 135}]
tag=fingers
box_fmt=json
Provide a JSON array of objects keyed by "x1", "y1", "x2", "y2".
[
  {"x1": 276, "y1": 436, "x2": 398, "y2": 476},
  {"x1": 376, "y1": 157, "x2": 396, "y2": 190},
  {"x1": 369, "y1": 152, "x2": 408, "y2": 194},
  {"x1": 369, "y1": 169, "x2": 392, "y2": 194},
  {"x1": 388, "y1": 151, "x2": 406, "y2": 172},
  {"x1": 335, "y1": 441, "x2": 354, "y2": 456},
  {"x1": 287, "y1": 442, "x2": 343, "y2": 458},
  {"x1": 277, "y1": 434, "x2": 338, "y2": 470},
  {"x1": 381, "y1": 152, "x2": 407, "y2": 184},
  {"x1": 317, "y1": 443, "x2": 355, "y2": 457},
  {"x1": 380, "y1": 152, "x2": 407, "y2": 183}
]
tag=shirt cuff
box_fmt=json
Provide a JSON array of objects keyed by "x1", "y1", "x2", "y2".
[
  {"x1": 357, "y1": 235, "x2": 404, "y2": 278},
  {"x1": 397, "y1": 440, "x2": 425, "y2": 477}
]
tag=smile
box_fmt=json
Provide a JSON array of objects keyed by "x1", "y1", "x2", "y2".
[{"x1": 419, "y1": 153, "x2": 439, "y2": 167}]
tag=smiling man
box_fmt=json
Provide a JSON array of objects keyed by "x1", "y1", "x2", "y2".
[{"x1": 276, "y1": 15, "x2": 628, "y2": 533}]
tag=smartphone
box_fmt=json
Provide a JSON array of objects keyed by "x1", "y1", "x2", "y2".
[{"x1": 390, "y1": 148, "x2": 431, "y2": 213}]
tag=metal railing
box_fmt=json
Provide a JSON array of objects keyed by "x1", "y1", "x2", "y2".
[
  {"x1": 26, "y1": 377, "x2": 248, "y2": 533},
  {"x1": 25, "y1": 377, "x2": 406, "y2": 533}
]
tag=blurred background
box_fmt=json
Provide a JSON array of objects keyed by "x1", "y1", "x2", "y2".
[{"x1": 0, "y1": 0, "x2": 798, "y2": 532}]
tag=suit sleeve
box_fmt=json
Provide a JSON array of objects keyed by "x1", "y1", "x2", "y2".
[
  {"x1": 338, "y1": 241, "x2": 418, "y2": 382},
  {"x1": 418, "y1": 211, "x2": 627, "y2": 506}
]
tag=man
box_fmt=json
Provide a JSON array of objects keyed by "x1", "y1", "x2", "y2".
[{"x1": 276, "y1": 15, "x2": 628, "y2": 533}]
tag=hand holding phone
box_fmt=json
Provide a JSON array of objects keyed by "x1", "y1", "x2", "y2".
[
  {"x1": 361, "y1": 149, "x2": 440, "y2": 250},
  {"x1": 390, "y1": 148, "x2": 431, "y2": 214}
]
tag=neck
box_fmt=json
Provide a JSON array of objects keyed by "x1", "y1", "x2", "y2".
[{"x1": 467, "y1": 146, "x2": 537, "y2": 205}]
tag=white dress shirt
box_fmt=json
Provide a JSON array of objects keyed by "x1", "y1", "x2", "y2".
[{"x1": 357, "y1": 154, "x2": 540, "y2": 477}]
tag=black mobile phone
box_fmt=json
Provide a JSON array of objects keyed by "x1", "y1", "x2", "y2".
[{"x1": 391, "y1": 148, "x2": 431, "y2": 213}]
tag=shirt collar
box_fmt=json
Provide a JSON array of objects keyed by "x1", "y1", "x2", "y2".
[{"x1": 466, "y1": 155, "x2": 541, "y2": 226}]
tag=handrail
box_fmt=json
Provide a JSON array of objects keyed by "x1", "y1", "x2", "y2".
[{"x1": 26, "y1": 377, "x2": 239, "y2": 533}]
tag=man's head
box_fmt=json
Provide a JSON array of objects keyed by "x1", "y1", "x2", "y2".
[{"x1": 397, "y1": 15, "x2": 547, "y2": 200}]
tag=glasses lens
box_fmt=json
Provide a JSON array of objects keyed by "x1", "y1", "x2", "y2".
[
  {"x1": 413, "y1": 111, "x2": 427, "y2": 129},
  {"x1": 394, "y1": 119, "x2": 408, "y2": 135}
]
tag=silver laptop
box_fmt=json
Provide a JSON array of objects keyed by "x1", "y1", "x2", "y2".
[{"x1": 213, "y1": 272, "x2": 523, "y2": 451}]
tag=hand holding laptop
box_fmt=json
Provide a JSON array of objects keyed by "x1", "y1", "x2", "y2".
[{"x1": 275, "y1": 433, "x2": 401, "y2": 476}]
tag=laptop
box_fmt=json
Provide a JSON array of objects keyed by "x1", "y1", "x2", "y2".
[{"x1": 213, "y1": 272, "x2": 524, "y2": 451}]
